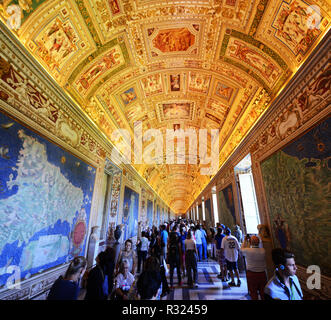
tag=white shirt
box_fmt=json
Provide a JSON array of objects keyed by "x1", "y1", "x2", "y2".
[
  {"x1": 115, "y1": 272, "x2": 135, "y2": 291},
  {"x1": 140, "y1": 236, "x2": 150, "y2": 251},
  {"x1": 241, "y1": 247, "x2": 266, "y2": 272},
  {"x1": 194, "y1": 229, "x2": 203, "y2": 244},
  {"x1": 221, "y1": 235, "x2": 240, "y2": 262}
]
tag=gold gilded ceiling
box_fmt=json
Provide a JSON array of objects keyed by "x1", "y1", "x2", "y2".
[{"x1": 1, "y1": 0, "x2": 330, "y2": 214}]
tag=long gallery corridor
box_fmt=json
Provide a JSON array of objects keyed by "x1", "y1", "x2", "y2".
[{"x1": 0, "y1": 0, "x2": 330, "y2": 301}]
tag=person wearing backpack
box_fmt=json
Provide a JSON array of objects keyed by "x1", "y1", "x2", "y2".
[
  {"x1": 84, "y1": 251, "x2": 108, "y2": 300},
  {"x1": 185, "y1": 230, "x2": 199, "y2": 288},
  {"x1": 167, "y1": 224, "x2": 182, "y2": 289}
]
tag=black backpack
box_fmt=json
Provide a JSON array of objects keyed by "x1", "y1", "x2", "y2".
[{"x1": 169, "y1": 232, "x2": 179, "y2": 255}]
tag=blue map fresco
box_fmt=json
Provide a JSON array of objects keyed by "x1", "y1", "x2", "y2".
[
  {"x1": 122, "y1": 186, "x2": 139, "y2": 240},
  {"x1": 156, "y1": 205, "x2": 160, "y2": 227},
  {"x1": 0, "y1": 112, "x2": 96, "y2": 288},
  {"x1": 147, "y1": 200, "x2": 153, "y2": 229}
]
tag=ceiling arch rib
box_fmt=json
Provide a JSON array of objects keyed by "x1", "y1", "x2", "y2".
[{"x1": 1, "y1": 0, "x2": 330, "y2": 214}]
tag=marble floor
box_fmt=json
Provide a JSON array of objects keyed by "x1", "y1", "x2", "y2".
[{"x1": 161, "y1": 259, "x2": 251, "y2": 300}]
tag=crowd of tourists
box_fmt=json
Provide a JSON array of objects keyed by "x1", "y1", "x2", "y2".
[{"x1": 47, "y1": 218, "x2": 303, "y2": 300}]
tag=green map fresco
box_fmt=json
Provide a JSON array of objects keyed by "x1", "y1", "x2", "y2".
[{"x1": 261, "y1": 149, "x2": 331, "y2": 277}]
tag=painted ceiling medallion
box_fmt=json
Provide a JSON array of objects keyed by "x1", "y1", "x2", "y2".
[{"x1": 152, "y1": 27, "x2": 195, "y2": 53}]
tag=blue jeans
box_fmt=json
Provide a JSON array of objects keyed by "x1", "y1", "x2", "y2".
[
  {"x1": 196, "y1": 244, "x2": 202, "y2": 261},
  {"x1": 201, "y1": 239, "x2": 207, "y2": 260}
]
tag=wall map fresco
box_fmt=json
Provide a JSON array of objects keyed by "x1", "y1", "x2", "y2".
[
  {"x1": 261, "y1": 116, "x2": 331, "y2": 277},
  {"x1": 0, "y1": 111, "x2": 96, "y2": 288}
]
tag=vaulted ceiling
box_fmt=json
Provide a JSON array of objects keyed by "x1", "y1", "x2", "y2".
[{"x1": 1, "y1": 0, "x2": 330, "y2": 214}]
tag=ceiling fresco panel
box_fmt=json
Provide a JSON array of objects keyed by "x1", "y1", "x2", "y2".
[
  {"x1": 140, "y1": 73, "x2": 164, "y2": 97},
  {"x1": 219, "y1": 29, "x2": 290, "y2": 93},
  {"x1": 68, "y1": 35, "x2": 132, "y2": 100},
  {"x1": 255, "y1": 0, "x2": 330, "y2": 65},
  {"x1": 271, "y1": 0, "x2": 323, "y2": 56},
  {"x1": 168, "y1": 73, "x2": 182, "y2": 93},
  {"x1": 152, "y1": 27, "x2": 196, "y2": 53},
  {"x1": 12, "y1": 0, "x2": 96, "y2": 84},
  {"x1": 87, "y1": 0, "x2": 125, "y2": 44},
  {"x1": 158, "y1": 101, "x2": 194, "y2": 122},
  {"x1": 226, "y1": 38, "x2": 283, "y2": 87},
  {"x1": 143, "y1": 20, "x2": 204, "y2": 61},
  {"x1": 187, "y1": 72, "x2": 212, "y2": 95}
]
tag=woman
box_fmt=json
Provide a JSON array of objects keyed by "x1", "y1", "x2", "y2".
[
  {"x1": 47, "y1": 256, "x2": 87, "y2": 300},
  {"x1": 136, "y1": 231, "x2": 150, "y2": 273},
  {"x1": 185, "y1": 230, "x2": 198, "y2": 288},
  {"x1": 137, "y1": 270, "x2": 162, "y2": 300},
  {"x1": 116, "y1": 239, "x2": 137, "y2": 275},
  {"x1": 149, "y1": 229, "x2": 161, "y2": 258},
  {"x1": 84, "y1": 251, "x2": 108, "y2": 300},
  {"x1": 128, "y1": 256, "x2": 163, "y2": 300},
  {"x1": 149, "y1": 231, "x2": 170, "y2": 297}
]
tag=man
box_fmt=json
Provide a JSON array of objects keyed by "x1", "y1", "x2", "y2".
[
  {"x1": 200, "y1": 225, "x2": 208, "y2": 261},
  {"x1": 167, "y1": 224, "x2": 182, "y2": 288},
  {"x1": 194, "y1": 225, "x2": 203, "y2": 261},
  {"x1": 241, "y1": 235, "x2": 267, "y2": 299},
  {"x1": 264, "y1": 248, "x2": 303, "y2": 300},
  {"x1": 160, "y1": 224, "x2": 168, "y2": 262},
  {"x1": 137, "y1": 231, "x2": 150, "y2": 273},
  {"x1": 221, "y1": 227, "x2": 241, "y2": 286},
  {"x1": 233, "y1": 225, "x2": 243, "y2": 243},
  {"x1": 215, "y1": 226, "x2": 227, "y2": 281}
]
